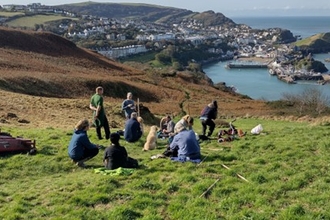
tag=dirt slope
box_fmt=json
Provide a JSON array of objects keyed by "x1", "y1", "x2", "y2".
[{"x1": 0, "y1": 27, "x2": 274, "y2": 129}]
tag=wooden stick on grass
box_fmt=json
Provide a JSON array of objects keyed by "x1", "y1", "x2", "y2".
[
  {"x1": 199, "y1": 177, "x2": 220, "y2": 198},
  {"x1": 196, "y1": 156, "x2": 207, "y2": 167},
  {"x1": 221, "y1": 164, "x2": 249, "y2": 182}
]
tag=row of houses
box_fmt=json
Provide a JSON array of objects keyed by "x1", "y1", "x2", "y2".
[{"x1": 97, "y1": 45, "x2": 148, "y2": 59}]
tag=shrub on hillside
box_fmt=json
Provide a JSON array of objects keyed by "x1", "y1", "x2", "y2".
[{"x1": 281, "y1": 88, "x2": 330, "y2": 116}]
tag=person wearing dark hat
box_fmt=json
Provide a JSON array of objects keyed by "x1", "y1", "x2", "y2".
[
  {"x1": 103, "y1": 133, "x2": 138, "y2": 170},
  {"x1": 200, "y1": 100, "x2": 218, "y2": 137}
]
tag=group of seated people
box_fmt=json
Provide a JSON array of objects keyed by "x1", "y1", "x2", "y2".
[
  {"x1": 67, "y1": 113, "x2": 202, "y2": 169},
  {"x1": 68, "y1": 119, "x2": 138, "y2": 168}
]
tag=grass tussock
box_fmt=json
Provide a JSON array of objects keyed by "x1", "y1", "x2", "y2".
[{"x1": 1, "y1": 117, "x2": 330, "y2": 219}]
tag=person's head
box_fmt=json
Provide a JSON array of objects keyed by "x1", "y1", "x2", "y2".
[
  {"x1": 166, "y1": 115, "x2": 171, "y2": 122},
  {"x1": 96, "y1": 86, "x2": 103, "y2": 95},
  {"x1": 75, "y1": 119, "x2": 90, "y2": 131},
  {"x1": 183, "y1": 115, "x2": 194, "y2": 126},
  {"x1": 127, "y1": 92, "x2": 133, "y2": 100},
  {"x1": 110, "y1": 132, "x2": 120, "y2": 145},
  {"x1": 131, "y1": 112, "x2": 138, "y2": 119}
]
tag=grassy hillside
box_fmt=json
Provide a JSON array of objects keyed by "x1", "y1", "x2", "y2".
[
  {"x1": 1, "y1": 21, "x2": 330, "y2": 220},
  {"x1": 0, "y1": 12, "x2": 24, "y2": 17},
  {"x1": 58, "y1": 2, "x2": 236, "y2": 26},
  {"x1": 1, "y1": 117, "x2": 330, "y2": 219},
  {"x1": 0, "y1": 26, "x2": 276, "y2": 130},
  {"x1": 5, "y1": 14, "x2": 78, "y2": 28},
  {"x1": 295, "y1": 33, "x2": 330, "y2": 52}
]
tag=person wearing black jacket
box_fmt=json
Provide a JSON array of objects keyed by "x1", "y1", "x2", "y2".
[
  {"x1": 103, "y1": 133, "x2": 138, "y2": 170},
  {"x1": 200, "y1": 100, "x2": 218, "y2": 137}
]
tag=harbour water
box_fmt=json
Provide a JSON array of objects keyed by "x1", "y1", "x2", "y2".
[{"x1": 204, "y1": 16, "x2": 330, "y2": 101}]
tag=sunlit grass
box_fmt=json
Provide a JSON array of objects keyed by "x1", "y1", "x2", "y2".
[
  {"x1": 1, "y1": 118, "x2": 330, "y2": 219},
  {"x1": 7, "y1": 14, "x2": 78, "y2": 28}
]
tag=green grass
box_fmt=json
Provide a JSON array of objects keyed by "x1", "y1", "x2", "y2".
[
  {"x1": 0, "y1": 12, "x2": 24, "y2": 17},
  {"x1": 120, "y1": 51, "x2": 158, "y2": 63},
  {"x1": 6, "y1": 14, "x2": 78, "y2": 28},
  {"x1": 1, "y1": 118, "x2": 330, "y2": 219}
]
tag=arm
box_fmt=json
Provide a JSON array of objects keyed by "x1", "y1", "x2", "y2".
[
  {"x1": 89, "y1": 103, "x2": 97, "y2": 111},
  {"x1": 122, "y1": 100, "x2": 132, "y2": 110},
  {"x1": 81, "y1": 133, "x2": 97, "y2": 149},
  {"x1": 169, "y1": 134, "x2": 179, "y2": 150},
  {"x1": 95, "y1": 96, "x2": 103, "y2": 117}
]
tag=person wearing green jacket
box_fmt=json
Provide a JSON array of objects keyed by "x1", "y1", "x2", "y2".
[{"x1": 89, "y1": 86, "x2": 110, "y2": 140}]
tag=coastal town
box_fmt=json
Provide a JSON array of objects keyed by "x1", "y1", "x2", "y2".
[{"x1": 1, "y1": 3, "x2": 329, "y2": 84}]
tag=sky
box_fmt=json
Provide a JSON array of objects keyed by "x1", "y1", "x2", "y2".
[{"x1": 2, "y1": 0, "x2": 330, "y2": 17}]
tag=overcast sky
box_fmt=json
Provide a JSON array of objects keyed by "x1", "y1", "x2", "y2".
[{"x1": 2, "y1": 0, "x2": 330, "y2": 17}]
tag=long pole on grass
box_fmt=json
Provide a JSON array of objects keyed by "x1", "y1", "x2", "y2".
[
  {"x1": 221, "y1": 164, "x2": 249, "y2": 182},
  {"x1": 199, "y1": 177, "x2": 221, "y2": 198}
]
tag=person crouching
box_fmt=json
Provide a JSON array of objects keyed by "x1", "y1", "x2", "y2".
[{"x1": 68, "y1": 119, "x2": 99, "y2": 167}]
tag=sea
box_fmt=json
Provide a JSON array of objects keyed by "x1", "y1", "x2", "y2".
[{"x1": 203, "y1": 16, "x2": 330, "y2": 101}]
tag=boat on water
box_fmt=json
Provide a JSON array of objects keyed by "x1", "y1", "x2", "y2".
[{"x1": 324, "y1": 58, "x2": 330, "y2": 62}]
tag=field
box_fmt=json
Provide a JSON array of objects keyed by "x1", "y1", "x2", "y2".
[
  {"x1": 5, "y1": 14, "x2": 78, "y2": 28},
  {"x1": 1, "y1": 26, "x2": 330, "y2": 219},
  {"x1": 0, "y1": 12, "x2": 24, "y2": 17},
  {"x1": 1, "y1": 117, "x2": 330, "y2": 219}
]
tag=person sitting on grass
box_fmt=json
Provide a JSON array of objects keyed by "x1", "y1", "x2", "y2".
[
  {"x1": 158, "y1": 115, "x2": 175, "y2": 138},
  {"x1": 124, "y1": 112, "x2": 143, "y2": 143},
  {"x1": 103, "y1": 133, "x2": 138, "y2": 170},
  {"x1": 174, "y1": 115, "x2": 194, "y2": 134},
  {"x1": 169, "y1": 126, "x2": 201, "y2": 161},
  {"x1": 68, "y1": 119, "x2": 100, "y2": 167}
]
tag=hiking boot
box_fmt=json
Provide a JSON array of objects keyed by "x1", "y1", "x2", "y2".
[{"x1": 75, "y1": 161, "x2": 86, "y2": 168}]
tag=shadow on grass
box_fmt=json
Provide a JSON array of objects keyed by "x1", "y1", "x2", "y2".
[
  {"x1": 203, "y1": 153, "x2": 237, "y2": 163},
  {"x1": 38, "y1": 145, "x2": 58, "y2": 155}
]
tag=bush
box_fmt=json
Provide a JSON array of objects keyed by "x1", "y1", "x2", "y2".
[{"x1": 281, "y1": 87, "x2": 330, "y2": 116}]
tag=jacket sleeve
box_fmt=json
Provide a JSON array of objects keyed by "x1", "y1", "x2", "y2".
[{"x1": 81, "y1": 134, "x2": 96, "y2": 149}]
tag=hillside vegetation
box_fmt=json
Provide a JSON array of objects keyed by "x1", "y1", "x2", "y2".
[
  {"x1": 0, "y1": 26, "x2": 275, "y2": 130},
  {"x1": 295, "y1": 32, "x2": 330, "y2": 53},
  {"x1": 5, "y1": 14, "x2": 78, "y2": 28},
  {"x1": 58, "y1": 2, "x2": 237, "y2": 26}
]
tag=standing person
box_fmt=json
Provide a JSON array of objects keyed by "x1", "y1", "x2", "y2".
[
  {"x1": 68, "y1": 119, "x2": 100, "y2": 167},
  {"x1": 122, "y1": 92, "x2": 136, "y2": 120},
  {"x1": 103, "y1": 133, "x2": 138, "y2": 170},
  {"x1": 169, "y1": 127, "x2": 201, "y2": 160},
  {"x1": 124, "y1": 112, "x2": 142, "y2": 143},
  {"x1": 200, "y1": 100, "x2": 218, "y2": 137},
  {"x1": 89, "y1": 86, "x2": 110, "y2": 140}
]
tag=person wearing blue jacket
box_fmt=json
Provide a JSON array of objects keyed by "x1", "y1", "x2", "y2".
[
  {"x1": 121, "y1": 92, "x2": 136, "y2": 120},
  {"x1": 200, "y1": 100, "x2": 218, "y2": 137},
  {"x1": 169, "y1": 128, "x2": 201, "y2": 160},
  {"x1": 124, "y1": 112, "x2": 142, "y2": 143},
  {"x1": 68, "y1": 119, "x2": 99, "y2": 167}
]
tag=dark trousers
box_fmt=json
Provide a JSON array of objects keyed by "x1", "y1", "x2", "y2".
[
  {"x1": 96, "y1": 115, "x2": 110, "y2": 140},
  {"x1": 72, "y1": 147, "x2": 99, "y2": 162},
  {"x1": 201, "y1": 119, "x2": 215, "y2": 136}
]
